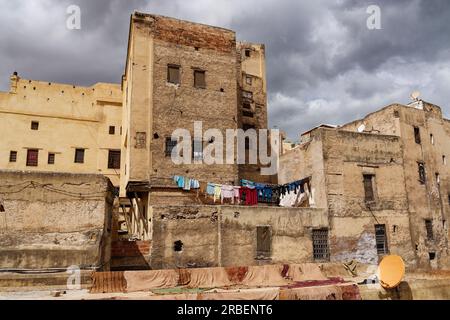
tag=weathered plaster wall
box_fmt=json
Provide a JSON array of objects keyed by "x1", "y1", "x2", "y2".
[
  {"x1": 150, "y1": 205, "x2": 328, "y2": 269},
  {"x1": 0, "y1": 171, "x2": 114, "y2": 270}
]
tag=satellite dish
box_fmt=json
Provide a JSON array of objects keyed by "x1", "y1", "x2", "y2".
[
  {"x1": 410, "y1": 91, "x2": 421, "y2": 101},
  {"x1": 357, "y1": 124, "x2": 366, "y2": 133},
  {"x1": 379, "y1": 255, "x2": 405, "y2": 289}
]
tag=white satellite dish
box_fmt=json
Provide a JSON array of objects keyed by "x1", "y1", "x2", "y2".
[
  {"x1": 410, "y1": 91, "x2": 421, "y2": 101},
  {"x1": 357, "y1": 124, "x2": 366, "y2": 133}
]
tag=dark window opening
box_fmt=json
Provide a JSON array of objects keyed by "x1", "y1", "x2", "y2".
[
  {"x1": 243, "y1": 124, "x2": 256, "y2": 131},
  {"x1": 31, "y1": 121, "x2": 39, "y2": 130},
  {"x1": 375, "y1": 224, "x2": 388, "y2": 255},
  {"x1": 394, "y1": 110, "x2": 400, "y2": 118},
  {"x1": 245, "y1": 49, "x2": 251, "y2": 57},
  {"x1": 243, "y1": 102, "x2": 251, "y2": 110},
  {"x1": 418, "y1": 163, "x2": 426, "y2": 184},
  {"x1": 153, "y1": 133, "x2": 160, "y2": 139},
  {"x1": 312, "y1": 229, "x2": 330, "y2": 261},
  {"x1": 74, "y1": 149, "x2": 85, "y2": 164},
  {"x1": 194, "y1": 70, "x2": 206, "y2": 88},
  {"x1": 443, "y1": 155, "x2": 447, "y2": 165},
  {"x1": 48, "y1": 153, "x2": 55, "y2": 165},
  {"x1": 256, "y1": 226, "x2": 271, "y2": 258},
  {"x1": 26, "y1": 149, "x2": 39, "y2": 167},
  {"x1": 429, "y1": 252, "x2": 436, "y2": 260},
  {"x1": 174, "y1": 240, "x2": 183, "y2": 252},
  {"x1": 242, "y1": 91, "x2": 253, "y2": 100},
  {"x1": 448, "y1": 194, "x2": 450, "y2": 205},
  {"x1": 109, "y1": 126, "x2": 115, "y2": 135},
  {"x1": 393, "y1": 225, "x2": 398, "y2": 233},
  {"x1": 9, "y1": 151, "x2": 17, "y2": 163},
  {"x1": 436, "y1": 173, "x2": 440, "y2": 185},
  {"x1": 430, "y1": 134, "x2": 434, "y2": 145},
  {"x1": 414, "y1": 126, "x2": 421, "y2": 144},
  {"x1": 425, "y1": 219, "x2": 433, "y2": 240},
  {"x1": 167, "y1": 65, "x2": 180, "y2": 84},
  {"x1": 242, "y1": 110, "x2": 254, "y2": 118},
  {"x1": 165, "y1": 138, "x2": 177, "y2": 157},
  {"x1": 108, "y1": 150, "x2": 121, "y2": 169},
  {"x1": 363, "y1": 174, "x2": 376, "y2": 202}
]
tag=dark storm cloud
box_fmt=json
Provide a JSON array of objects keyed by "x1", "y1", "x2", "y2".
[{"x1": 0, "y1": 0, "x2": 449, "y2": 140}]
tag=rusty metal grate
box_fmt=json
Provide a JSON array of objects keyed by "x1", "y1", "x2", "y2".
[{"x1": 312, "y1": 229, "x2": 330, "y2": 261}]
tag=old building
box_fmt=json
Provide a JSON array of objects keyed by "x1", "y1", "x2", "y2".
[
  {"x1": 0, "y1": 73, "x2": 122, "y2": 186},
  {"x1": 279, "y1": 100, "x2": 450, "y2": 270}
]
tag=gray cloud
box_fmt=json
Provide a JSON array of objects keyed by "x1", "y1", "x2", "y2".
[{"x1": 0, "y1": 0, "x2": 449, "y2": 140}]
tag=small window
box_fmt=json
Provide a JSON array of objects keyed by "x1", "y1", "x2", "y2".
[
  {"x1": 245, "y1": 49, "x2": 251, "y2": 57},
  {"x1": 31, "y1": 121, "x2": 39, "y2": 130},
  {"x1": 256, "y1": 226, "x2": 271, "y2": 258},
  {"x1": 74, "y1": 149, "x2": 85, "y2": 164},
  {"x1": 443, "y1": 155, "x2": 447, "y2": 165},
  {"x1": 108, "y1": 150, "x2": 121, "y2": 169},
  {"x1": 242, "y1": 110, "x2": 254, "y2": 118},
  {"x1": 394, "y1": 110, "x2": 400, "y2": 118},
  {"x1": 430, "y1": 134, "x2": 434, "y2": 145},
  {"x1": 26, "y1": 149, "x2": 39, "y2": 167},
  {"x1": 167, "y1": 65, "x2": 180, "y2": 84},
  {"x1": 109, "y1": 126, "x2": 115, "y2": 135},
  {"x1": 418, "y1": 162, "x2": 426, "y2": 184},
  {"x1": 165, "y1": 138, "x2": 177, "y2": 157},
  {"x1": 312, "y1": 229, "x2": 330, "y2": 261},
  {"x1": 192, "y1": 140, "x2": 203, "y2": 161},
  {"x1": 363, "y1": 174, "x2": 376, "y2": 202},
  {"x1": 243, "y1": 102, "x2": 251, "y2": 110},
  {"x1": 9, "y1": 151, "x2": 17, "y2": 163},
  {"x1": 436, "y1": 173, "x2": 440, "y2": 185},
  {"x1": 375, "y1": 224, "x2": 388, "y2": 255},
  {"x1": 246, "y1": 76, "x2": 252, "y2": 85},
  {"x1": 48, "y1": 153, "x2": 55, "y2": 165},
  {"x1": 414, "y1": 127, "x2": 421, "y2": 144},
  {"x1": 194, "y1": 70, "x2": 206, "y2": 88},
  {"x1": 448, "y1": 194, "x2": 450, "y2": 205},
  {"x1": 174, "y1": 240, "x2": 183, "y2": 252},
  {"x1": 429, "y1": 252, "x2": 436, "y2": 260},
  {"x1": 242, "y1": 91, "x2": 253, "y2": 100},
  {"x1": 425, "y1": 219, "x2": 433, "y2": 240},
  {"x1": 243, "y1": 124, "x2": 256, "y2": 131}
]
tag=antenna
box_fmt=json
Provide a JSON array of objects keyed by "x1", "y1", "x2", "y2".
[{"x1": 410, "y1": 91, "x2": 421, "y2": 101}]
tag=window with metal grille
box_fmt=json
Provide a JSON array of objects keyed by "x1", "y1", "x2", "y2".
[
  {"x1": 418, "y1": 162, "x2": 426, "y2": 184},
  {"x1": 375, "y1": 224, "x2": 389, "y2": 255},
  {"x1": 256, "y1": 226, "x2": 271, "y2": 258},
  {"x1": 363, "y1": 174, "x2": 376, "y2": 202},
  {"x1": 425, "y1": 219, "x2": 433, "y2": 240},
  {"x1": 74, "y1": 149, "x2": 85, "y2": 164},
  {"x1": 109, "y1": 126, "x2": 115, "y2": 135},
  {"x1": 192, "y1": 140, "x2": 203, "y2": 161},
  {"x1": 194, "y1": 70, "x2": 206, "y2": 88},
  {"x1": 26, "y1": 149, "x2": 39, "y2": 167},
  {"x1": 167, "y1": 65, "x2": 180, "y2": 84},
  {"x1": 9, "y1": 151, "x2": 17, "y2": 163},
  {"x1": 31, "y1": 121, "x2": 39, "y2": 130},
  {"x1": 108, "y1": 150, "x2": 121, "y2": 169},
  {"x1": 165, "y1": 138, "x2": 177, "y2": 157},
  {"x1": 414, "y1": 126, "x2": 421, "y2": 144},
  {"x1": 312, "y1": 229, "x2": 330, "y2": 261},
  {"x1": 48, "y1": 153, "x2": 55, "y2": 165}
]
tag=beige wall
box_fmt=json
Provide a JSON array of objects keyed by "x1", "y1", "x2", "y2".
[{"x1": 0, "y1": 75, "x2": 122, "y2": 186}]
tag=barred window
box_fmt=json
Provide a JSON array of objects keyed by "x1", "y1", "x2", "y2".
[
  {"x1": 9, "y1": 151, "x2": 17, "y2": 163},
  {"x1": 375, "y1": 224, "x2": 389, "y2": 255},
  {"x1": 192, "y1": 140, "x2": 203, "y2": 161},
  {"x1": 26, "y1": 149, "x2": 39, "y2": 167},
  {"x1": 165, "y1": 138, "x2": 177, "y2": 157},
  {"x1": 312, "y1": 229, "x2": 330, "y2": 261},
  {"x1": 74, "y1": 149, "x2": 85, "y2": 164},
  {"x1": 48, "y1": 153, "x2": 55, "y2": 165},
  {"x1": 108, "y1": 150, "x2": 121, "y2": 169}
]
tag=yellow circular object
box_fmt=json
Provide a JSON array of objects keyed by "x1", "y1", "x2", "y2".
[{"x1": 379, "y1": 255, "x2": 405, "y2": 289}]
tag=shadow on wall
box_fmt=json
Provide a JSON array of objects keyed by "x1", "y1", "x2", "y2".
[{"x1": 110, "y1": 240, "x2": 151, "y2": 271}]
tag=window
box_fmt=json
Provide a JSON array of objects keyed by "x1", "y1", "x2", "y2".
[
  {"x1": 429, "y1": 252, "x2": 436, "y2": 260},
  {"x1": 192, "y1": 140, "x2": 203, "y2": 161},
  {"x1": 242, "y1": 91, "x2": 253, "y2": 100},
  {"x1": 425, "y1": 219, "x2": 433, "y2": 240},
  {"x1": 167, "y1": 65, "x2": 180, "y2": 84},
  {"x1": 414, "y1": 127, "x2": 421, "y2": 144},
  {"x1": 375, "y1": 224, "x2": 388, "y2": 255},
  {"x1": 242, "y1": 110, "x2": 254, "y2": 118},
  {"x1": 436, "y1": 173, "x2": 440, "y2": 185},
  {"x1": 174, "y1": 240, "x2": 183, "y2": 252},
  {"x1": 443, "y1": 155, "x2": 447, "y2": 165},
  {"x1": 256, "y1": 226, "x2": 271, "y2": 258},
  {"x1": 74, "y1": 149, "x2": 85, "y2": 164},
  {"x1": 108, "y1": 150, "x2": 121, "y2": 169},
  {"x1": 31, "y1": 121, "x2": 39, "y2": 130},
  {"x1": 418, "y1": 162, "x2": 426, "y2": 184},
  {"x1": 430, "y1": 134, "x2": 434, "y2": 145},
  {"x1": 9, "y1": 151, "x2": 17, "y2": 163},
  {"x1": 243, "y1": 102, "x2": 251, "y2": 110},
  {"x1": 394, "y1": 110, "x2": 400, "y2": 118},
  {"x1": 165, "y1": 138, "x2": 177, "y2": 157},
  {"x1": 26, "y1": 149, "x2": 39, "y2": 167},
  {"x1": 109, "y1": 126, "x2": 115, "y2": 135},
  {"x1": 363, "y1": 174, "x2": 376, "y2": 202},
  {"x1": 245, "y1": 49, "x2": 251, "y2": 57},
  {"x1": 448, "y1": 194, "x2": 450, "y2": 205},
  {"x1": 246, "y1": 76, "x2": 252, "y2": 85},
  {"x1": 194, "y1": 70, "x2": 206, "y2": 88},
  {"x1": 312, "y1": 229, "x2": 330, "y2": 261},
  {"x1": 48, "y1": 153, "x2": 55, "y2": 165},
  {"x1": 243, "y1": 124, "x2": 256, "y2": 131}
]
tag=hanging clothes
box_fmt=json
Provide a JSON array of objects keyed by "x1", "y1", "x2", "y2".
[
  {"x1": 206, "y1": 183, "x2": 216, "y2": 196},
  {"x1": 183, "y1": 178, "x2": 192, "y2": 191},
  {"x1": 213, "y1": 185, "x2": 222, "y2": 203},
  {"x1": 233, "y1": 186, "x2": 241, "y2": 204},
  {"x1": 221, "y1": 185, "x2": 235, "y2": 204},
  {"x1": 239, "y1": 187, "x2": 258, "y2": 206},
  {"x1": 190, "y1": 179, "x2": 200, "y2": 189},
  {"x1": 241, "y1": 179, "x2": 256, "y2": 189},
  {"x1": 174, "y1": 176, "x2": 185, "y2": 189}
]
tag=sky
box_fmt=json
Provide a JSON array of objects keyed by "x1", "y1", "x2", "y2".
[{"x1": 1, "y1": 0, "x2": 449, "y2": 141}]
